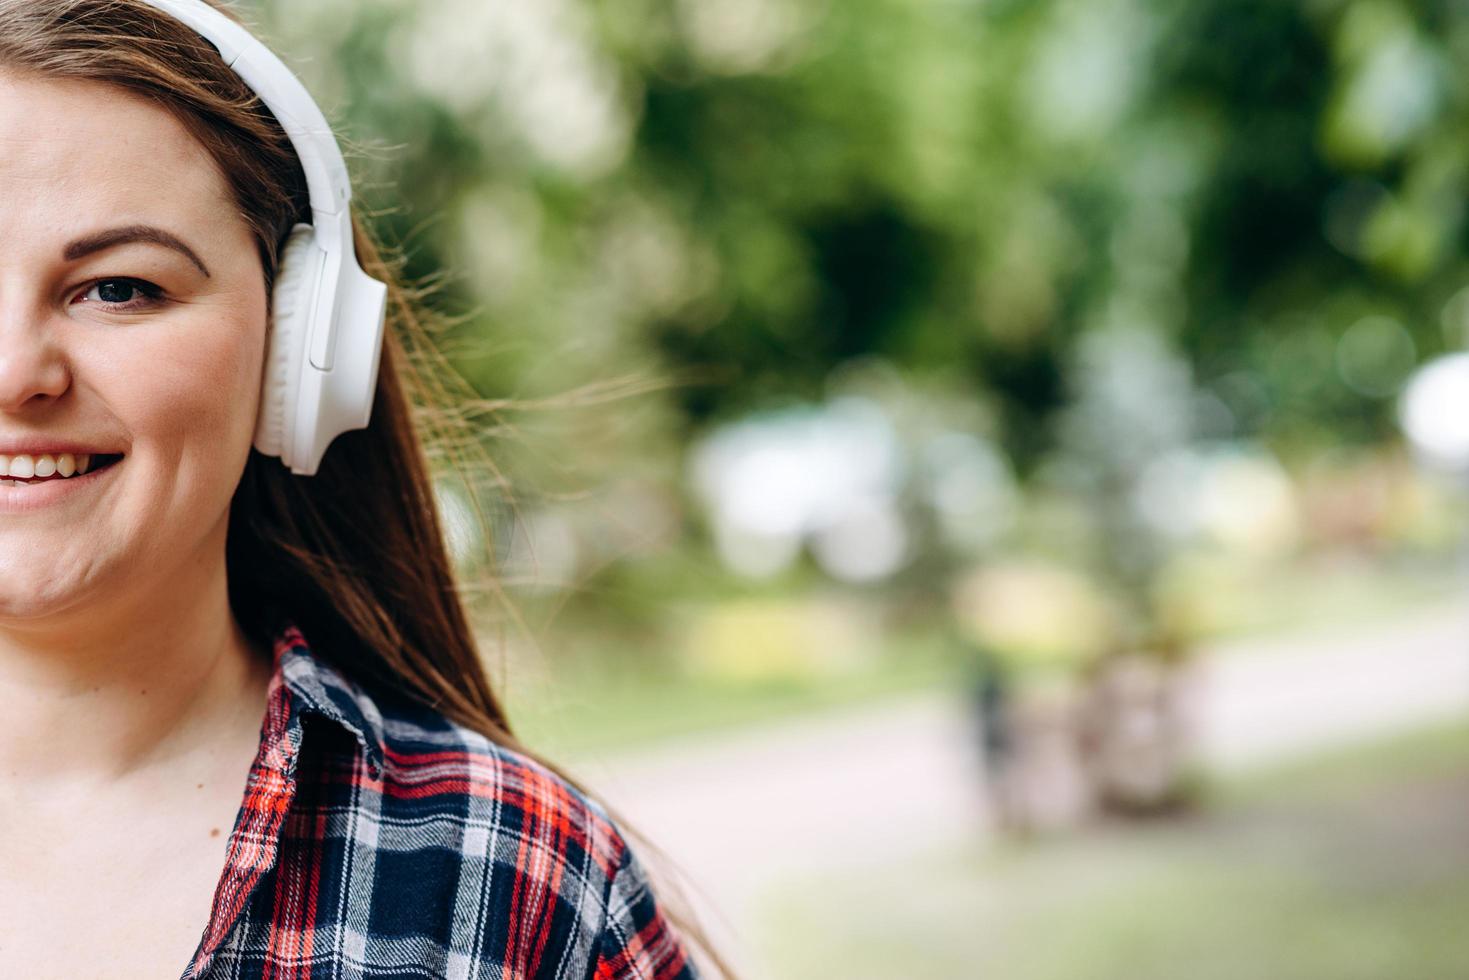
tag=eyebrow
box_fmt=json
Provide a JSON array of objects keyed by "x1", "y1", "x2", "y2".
[{"x1": 63, "y1": 224, "x2": 212, "y2": 278}]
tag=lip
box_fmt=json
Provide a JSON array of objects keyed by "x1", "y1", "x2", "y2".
[{"x1": 0, "y1": 454, "x2": 124, "y2": 514}]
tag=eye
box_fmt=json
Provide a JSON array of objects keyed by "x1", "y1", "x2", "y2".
[{"x1": 76, "y1": 277, "x2": 165, "y2": 311}]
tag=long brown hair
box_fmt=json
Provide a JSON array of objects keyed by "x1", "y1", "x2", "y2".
[{"x1": 0, "y1": 1, "x2": 729, "y2": 974}]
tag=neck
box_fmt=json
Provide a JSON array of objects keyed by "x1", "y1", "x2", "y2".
[{"x1": 0, "y1": 532, "x2": 269, "y2": 789}]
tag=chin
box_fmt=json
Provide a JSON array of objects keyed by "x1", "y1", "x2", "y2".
[{"x1": 0, "y1": 557, "x2": 107, "y2": 623}]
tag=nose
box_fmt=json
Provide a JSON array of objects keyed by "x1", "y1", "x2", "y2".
[{"x1": 0, "y1": 307, "x2": 71, "y2": 412}]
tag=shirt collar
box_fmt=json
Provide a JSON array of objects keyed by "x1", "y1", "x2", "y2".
[{"x1": 270, "y1": 622, "x2": 387, "y2": 778}]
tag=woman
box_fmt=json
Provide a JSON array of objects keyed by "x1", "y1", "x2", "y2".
[{"x1": 0, "y1": 1, "x2": 710, "y2": 977}]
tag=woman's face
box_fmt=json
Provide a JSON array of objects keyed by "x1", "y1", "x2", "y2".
[{"x1": 0, "y1": 72, "x2": 268, "y2": 621}]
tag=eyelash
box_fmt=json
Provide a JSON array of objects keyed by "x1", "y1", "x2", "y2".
[{"x1": 74, "y1": 277, "x2": 167, "y2": 312}]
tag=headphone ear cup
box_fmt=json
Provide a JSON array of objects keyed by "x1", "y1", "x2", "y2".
[{"x1": 255, "y1": 224, "x2": 320, "y2": 462}]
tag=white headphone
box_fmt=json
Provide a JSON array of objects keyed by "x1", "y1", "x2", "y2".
[{"x1": 137, "y1": 0, "x2": 388, "y2": 476}]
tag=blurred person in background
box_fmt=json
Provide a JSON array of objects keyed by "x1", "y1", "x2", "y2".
[{"x1": 0, "y1": 1, "x2": 721, "y2": 977}]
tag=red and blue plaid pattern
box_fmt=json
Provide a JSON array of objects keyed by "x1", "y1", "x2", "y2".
[{"x1": 181, "y1": 624, "x2": 698, "y2": 980}]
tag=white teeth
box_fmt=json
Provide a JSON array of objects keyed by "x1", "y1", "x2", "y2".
[{"x1": 0, "y1": 453, "x2": 100, "y2": 480}]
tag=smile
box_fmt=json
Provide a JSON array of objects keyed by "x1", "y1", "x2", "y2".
[{"x1": 0, "y1": 452, "x2": 124, "y2": 487}]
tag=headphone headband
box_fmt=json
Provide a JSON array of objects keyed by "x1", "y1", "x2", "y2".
[
  {"x1": 138, "y1": 0, "x2": 352, "y2": 218},
  {"x1": 132, "y1": 0, "x2": 388, "y2": 476}
]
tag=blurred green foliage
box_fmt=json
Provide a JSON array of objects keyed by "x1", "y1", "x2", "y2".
[
  {"x1": 242, "y1": 0, "x2": 1469, "y2": 667},
  {"x1": 251, "y1": 0, "x2": 1469, "y2": 454}
]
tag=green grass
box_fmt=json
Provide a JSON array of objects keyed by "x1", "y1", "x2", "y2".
[
  {"x1": 507, "y1": 645, "x2": 954, "y2": 758},
  {"x1": 1207, "y1": 715, "x2": 1469, "y2": 806},
  {"x1": 1194, "y1": 557, "x2": 1464, "y2": 645},
  {"x1": 758, "y1": 722, "x2": 1469, "y2": 980},
  {"x1": 503, "y1": 558, "x2": 1467, "y2": 757}
]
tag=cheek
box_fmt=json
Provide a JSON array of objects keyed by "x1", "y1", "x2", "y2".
[{"x1": 105, "y1": 304, "x2": 267, "y2": 472}]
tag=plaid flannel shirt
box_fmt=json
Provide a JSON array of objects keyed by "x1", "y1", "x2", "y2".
[{"x1": 181, "y1": 624, "x2": 698, "y2": 980}]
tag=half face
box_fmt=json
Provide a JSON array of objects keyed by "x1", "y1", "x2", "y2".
[{"x1": 0, "y1": 71, "x2": 268, "y2": 620}]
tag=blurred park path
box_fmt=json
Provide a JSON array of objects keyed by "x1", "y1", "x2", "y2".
[
  {"x1": 582, "y1": 600, "x2": 1469, "y2": 976},
  {"x1": 1194, "y1": 601, "x2": 1469, "y2": 771}
]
